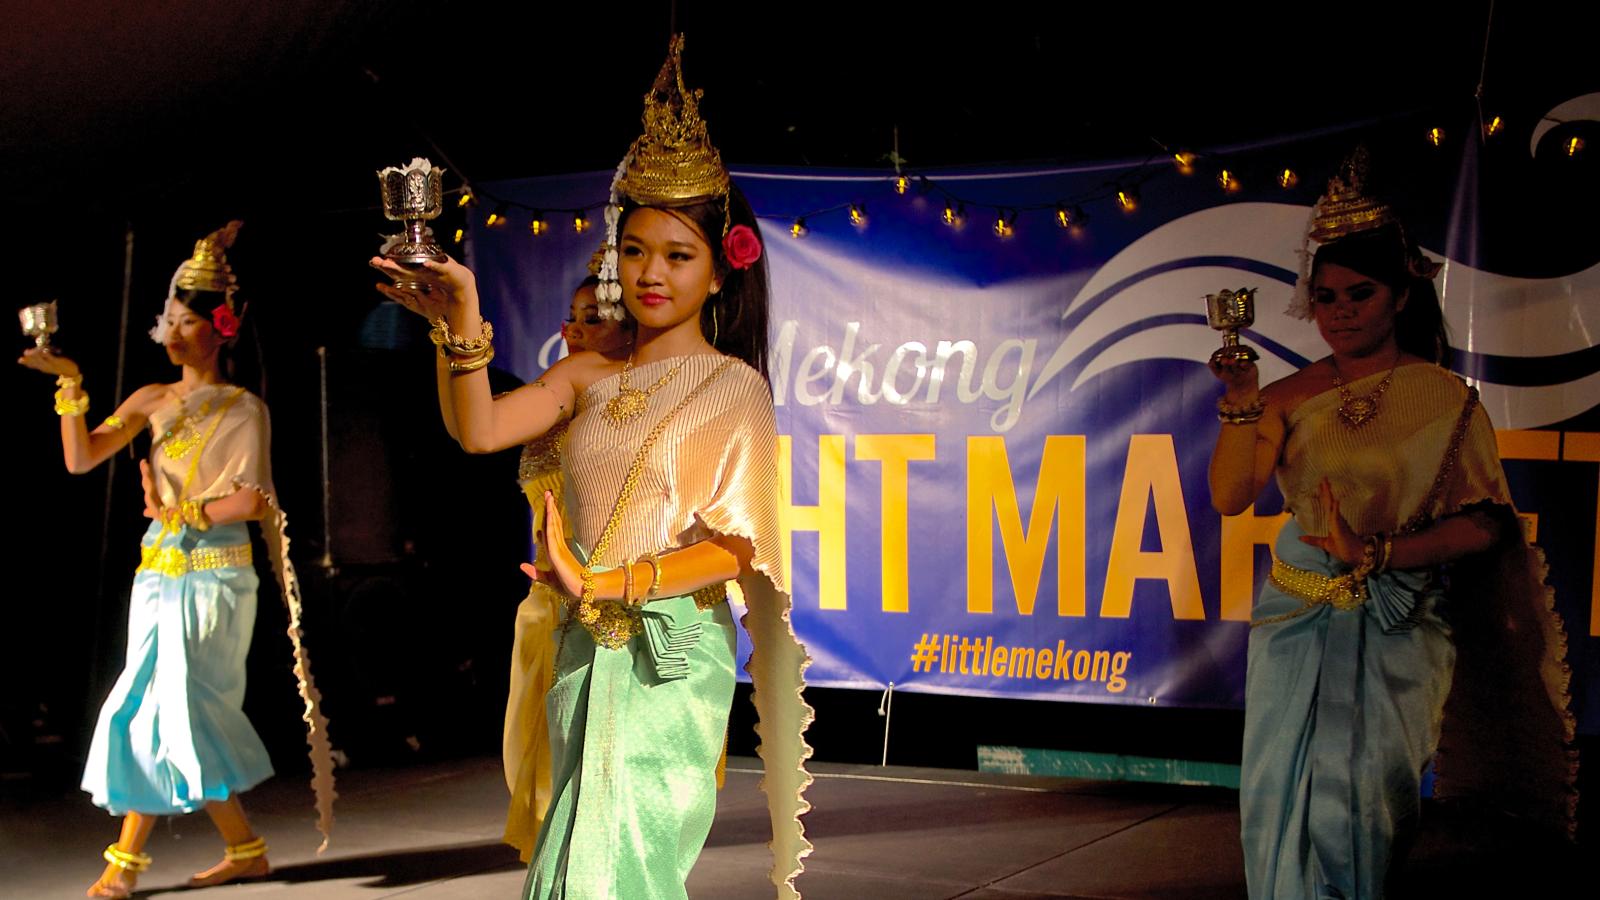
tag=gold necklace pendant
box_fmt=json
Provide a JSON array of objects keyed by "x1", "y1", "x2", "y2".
[
  {"x1": 602, "y1": 387, "x2": 651, "y2": 426},
  {"x1": 1332, "y1": 360, "x2": 1397, "y2": 429},
  {"x1": 160, "y1": 391, "x2": 214, "y2": 459},
  {"x1": 601, "y1": 356, "x2": 690, "y2": 428}
]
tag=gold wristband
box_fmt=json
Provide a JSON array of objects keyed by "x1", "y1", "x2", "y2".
[
  {"x1": 621, "y1": 557, "x2": 636, "y2": 605},
  {"x1": 447, "y1": 344, "x2": 495, "y2": 374},
  {"x1": 639, "y1": 552, "x2": 664, "y2": 598},
  {"x1": 180, "y1": 499, "x2": 211, "y2": 532},
  {"x1": 54, "y1": 388, "x2": 90, "y2": 417}
]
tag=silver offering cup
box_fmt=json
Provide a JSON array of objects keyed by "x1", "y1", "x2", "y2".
[
  {"x1": 1204, "y1": 287, "x2": 1260, "y2": 366},
  {"x1": 19, "y1": 301, "x2": 59, "y2": 351},
  {"x1": 377, "y1": 157, "x2": 448, "y2": 293}
]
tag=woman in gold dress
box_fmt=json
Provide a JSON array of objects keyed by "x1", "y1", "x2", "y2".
[
  {"x1": 372, "y1": 36, "x2": 811, "y2": 900},
  {"x1": 1208, "y1": 159, "x2": 1574, "y2": 897},
  {"x1": 502, "y1": 276, "x2": 630, "y2": 861}
]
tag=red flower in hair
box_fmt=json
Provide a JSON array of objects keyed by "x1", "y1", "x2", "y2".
[
  {"x1": 722, "y1": 225, "x2": 762, "y2": 270},
  {"x1": 211, "y1": 305, "x2": 240, "y2": 338}
]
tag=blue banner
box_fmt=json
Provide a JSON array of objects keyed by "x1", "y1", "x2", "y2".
[{"x1": 469, "y1": 122, "x2": 1600, "y2": 727}]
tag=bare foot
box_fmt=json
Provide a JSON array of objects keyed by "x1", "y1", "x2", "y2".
[
  {"x1": 86, "y1": 862, "x2": 136, "y2": 899},
  {"x1": 187, "y1": 854, "x2": 270, "y2": 888}
]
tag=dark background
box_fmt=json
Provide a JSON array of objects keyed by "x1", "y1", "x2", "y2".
[{"x1": 2, "y1": 0, "x2": 1595, "y2": 817}]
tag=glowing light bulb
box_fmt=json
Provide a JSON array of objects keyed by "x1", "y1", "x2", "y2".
[
  {"x1": 1055, "y1": 205, "x2": 1071, "y2": 228},
  {"x1": 894, "y1": 174, "x2": 910, "y2": 195},
  {"x1": 849, "y1": 204, "x2": 866, "y2": 227},
  {"x1": 1218, "y1": 169, "x2": 1241, "y2": 193},
  {"x1": 452, "y1": 227, "x2": 465, "y2": 243},
  {"x1": 790, "y1": 218, "x2": 807, "y2": 238},
  {"x1": 1173, "y1": 151, "x2": 1196, "y2": 175},
  {"x1": 1278, "y1": 168, "x2": 1299, "y2": 189},
  {"x1": 457, "y1": 190, "x2": 476, "y2": 208},
  {"x1": 528, "y1": 215, "x2": 548, "y2": 236},
  {"x1": 1568, "y1": 136, "x2": 1586, "y2": 157},
  {"x1": 993, "y1": 211, "x2": 1013, "y2": 237},
  {"x1": 1117, "y1": 189, "x2": 1138, "y2": 213},
  {"x1": 1427, "y1": 126, "x2": 1446, "y2": 147},
  {"x1": 486, "y1": 204, "x2": 509, "y2": 228},
  {"x1": 573, "y1": 214, "x2": 591, "y2": 233},
  {"x1": 1484, "y1": 115, "x2": 1504, "y2": 137}
]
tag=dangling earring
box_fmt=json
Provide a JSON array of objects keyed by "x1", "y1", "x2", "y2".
[{"x1": 710, "y1": 302, "x2": 720, "y2": 348}]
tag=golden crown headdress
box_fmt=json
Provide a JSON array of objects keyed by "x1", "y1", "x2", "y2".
[
  {"x1": 173, "y1": 220, "x2": 243, "y2": 296},
  {"x1": 615, "y1": 34, "x2": 730, "y2": 207},
  {"x1": 1307, "y1": 147, "x2": 1395, "y2": 243},
  {"x1": 593, "y1": 35, "x2": 730, "y2": 320},
  {"x1": 151, "y1": 221, "x2": 244, "y2": 343}
]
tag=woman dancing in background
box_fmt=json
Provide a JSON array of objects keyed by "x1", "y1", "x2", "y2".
[
  {"x1": 372, "y1": 36, "x2": 811, "y2": 899},
  {"x1": 1207, "y1": 155, "x2": 1575, "y2": 897},
  {"x1": 19, "y1": 223, "x2": 334, "y2": 898}
]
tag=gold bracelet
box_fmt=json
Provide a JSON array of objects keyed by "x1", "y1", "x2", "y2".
[
  {"x1": 429, "y1": 316, "x2": 495, "y2": 356},
  {"x1": 54, "y1": 388, "x2": 90, "y2": 417},
  {"x1": 639, "y1": 552, "x2": 664, "y2": 598},
  {"x1": 181, "y1": 499, "x2": 211, "y2": 532},
  {"x1": 1216, "y1": 396, "x2": 1265, "y2": 424},
  {"x1": 56, "y1": 373, "x2": 83, "y2": 389},
  {"x1": 621, "y1": 557, "x2": 635, "y2": 605},
  {"x1": 447, "y1": 345, "x2": 495, "y2": 374}
]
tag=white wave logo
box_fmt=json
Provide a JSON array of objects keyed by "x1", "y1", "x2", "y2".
[{"x1": 1028, "y1": 203, "x2": 1600, "y2": 429}]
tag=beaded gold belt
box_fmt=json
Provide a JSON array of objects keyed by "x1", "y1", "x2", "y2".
[
  {"x1": 569, "y1": 582, "x2": 728, "y2": 650},
  {"x1": 1254, "y1": 558, "x2": 1368, "y2": 627},
  {"x1": 138, "y1": 542, "x2": 253, "y2": 578}
]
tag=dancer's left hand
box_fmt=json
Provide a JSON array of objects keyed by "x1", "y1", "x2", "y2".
[
  {"x1": 1299, "y1": 478, "x2": 1364, "y2": 566},
  {"x1": 520, "y1": 491, "x2": 586, "y2": 598}
]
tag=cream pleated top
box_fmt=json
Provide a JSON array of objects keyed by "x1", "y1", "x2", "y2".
[
  {"x1": 1278, "y1": 363, "x2": 1510, "y2": 536},
  {"x1": 148, "y1": 384, "x2": 272, "y2": 506},
  {"x1": 563, "y1": 354, "x2": 787, "y2": 591},
  {"x1": 563, "y1": 353, "x2": 812, "y2": 898}
]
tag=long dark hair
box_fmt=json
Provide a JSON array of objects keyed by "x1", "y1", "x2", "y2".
[
  {"x1": 172, "y1": 288, "x2": 265, "y2": 396},
  {"x1": 1310, "y1": 225, "x2": 1450, "y2": 366},
  {"x1": 619, "y1": 183, "x2": 771, "y2": 380}
]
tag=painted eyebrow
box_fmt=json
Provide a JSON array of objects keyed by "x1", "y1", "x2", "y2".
[{"x1": 619, "y1": 234, "x2": 700, "y2": 251}]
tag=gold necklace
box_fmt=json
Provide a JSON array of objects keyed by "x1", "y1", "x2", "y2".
[
  {"x1": 601, "y1": 355, "x2": 691, "y2": 428},
  {"x1": 161, "y1": 386, "x2": 217, "y2": 460},
  {"x1": 1330, "y1": 357, "x2": 1399, "y2": 428}
]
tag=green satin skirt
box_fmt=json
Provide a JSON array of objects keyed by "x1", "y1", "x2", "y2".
[{"x1": 523, "y1": 592, "x2": 737, "y2": 900}]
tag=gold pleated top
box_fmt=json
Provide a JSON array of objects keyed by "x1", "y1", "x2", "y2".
[
  {"x1": 563, "y1": 354, "x2": 787, "y2": 593},
  {"x1": 1278, "y1": 363, "x2": 1509, "y2": 537},
  {"x1": 147, "y1": 383, "x2": 273, "y2": 505}
]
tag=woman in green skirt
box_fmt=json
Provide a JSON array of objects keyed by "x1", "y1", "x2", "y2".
[{"x1": 373, "y1": 35, "x2": 812, "y2": 900}]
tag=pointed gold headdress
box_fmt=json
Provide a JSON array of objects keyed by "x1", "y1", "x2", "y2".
[
  {"x1": 616, "y1": 34, "x2": 730, "y2": 207},
  {"x1": 1288, "y1": 149, "x2": 1436, "y2": 319},
  {"x1": 595, "y1": 35, "x2": 730, "y2": 319},
  {"x1": 1307, "y1": 147, "x2": 1395, "y2": 243},
  {"x1": 173, "y1": 220, "x2": 243, "y2": 296},
  {"x1": 151, "y1": 220, "x2": 244, "y2": 343}
]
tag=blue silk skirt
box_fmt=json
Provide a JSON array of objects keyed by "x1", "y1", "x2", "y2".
[
  {"x1": 81, "y1": 520, "x2": 273, "y2": 815},
  {"x1": 1241, "y1": 519, "x2": 1455, "y2": 899}
]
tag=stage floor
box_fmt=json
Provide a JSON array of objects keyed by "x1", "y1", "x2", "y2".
[{"x1": 1, "y1": 754, "x2": 1577, "y2": 898}]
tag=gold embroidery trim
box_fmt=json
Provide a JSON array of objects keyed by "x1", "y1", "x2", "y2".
[
  {"x1": 1252, "y1": 558, "x2": 1368, "y2": 627},
  {"x1": 138, "y1": 542, "x2": 253, "y2": 577},
  {"x1": 574, "y1": 581, "x2": 728, "y2": 650}
]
